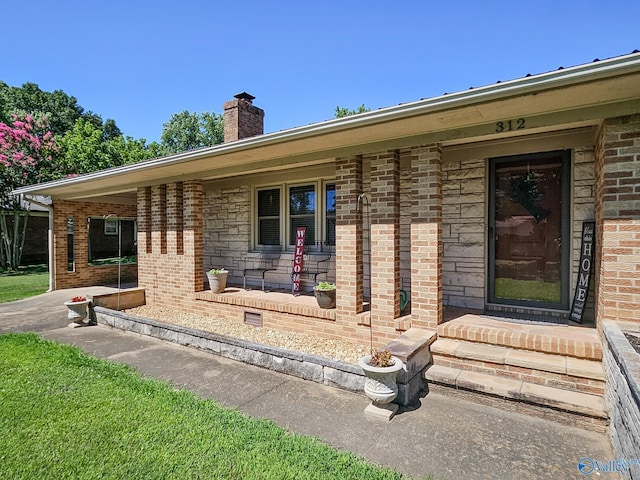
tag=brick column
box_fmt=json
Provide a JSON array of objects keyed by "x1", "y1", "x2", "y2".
[
  {"x1": 166, "y1": 182, "x2": 184, "y2": 255},
  {"x1": 184, "y1": 180, "x2": 204, "y2": 292},
  {"x1": 595, "y1": 115, "x2": 640, "y2": 328},
  {"x1": 370, "y1": 150, "x2": 400, "y2": 344},
  {"x1": 410, "y1": 145, "x2": 442, "y2": 329},
  {"x1": 137, "y1": 187, "x2": 152, "y2": 255},
  {"x1": 335, "y1": 156, "x2": 364, "y2": 320},
  {"x1": 151, "y1": 185, "x2": 167, "y2": 254}
]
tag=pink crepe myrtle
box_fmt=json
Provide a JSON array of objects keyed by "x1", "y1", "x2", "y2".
[{"x1": 0, "y1": 114, "x2": 60, "y2": 208}]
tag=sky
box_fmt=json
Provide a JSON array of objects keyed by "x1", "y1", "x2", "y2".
[{"x1": 2, "y1": 1, "x2": 639, "y2": 143}]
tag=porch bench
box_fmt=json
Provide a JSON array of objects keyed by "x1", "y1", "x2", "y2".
[
  {"x1": 291, "y1": 253, "x2": 331, "y2": 293},
  {"x1": 242, "y1": 247, "x2": 281, "y2": 291}
]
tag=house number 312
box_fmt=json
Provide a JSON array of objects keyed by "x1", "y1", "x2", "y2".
[{"x1": 495, "y1": 118, "x2": 525, "y2": 132}]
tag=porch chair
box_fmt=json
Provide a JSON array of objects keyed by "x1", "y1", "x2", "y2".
[
  {"x1": 290, "y1": 252, "x2": 332, "y2": 294},
  {"x1": 242, "y1": 247, "x2": 281, "y2": 291}
]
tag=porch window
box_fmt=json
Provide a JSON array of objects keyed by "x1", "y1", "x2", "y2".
[
  {"x1": 255, "y1": 181, "x2": 335, "y2": 250},
  {"x1": 87, "y1": 217, "x2": 138, "y2": 265},
  {"x1": 257, "y1": 188, "x2": 281, "y2": 246},
  {"x1": 289, "y1": 184, "x2": 315, "y2": 246}
]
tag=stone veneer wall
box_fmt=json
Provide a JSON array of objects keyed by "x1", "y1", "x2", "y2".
[
  {"x1": 602, "y1": 321, "x2": 640, "y2": 478},
  {"x1": 203, "y1": 184, "x2": 336, "y2": 291},
  {"x1": 442, "y1": 158, "x2": 486, "y2": 309}
]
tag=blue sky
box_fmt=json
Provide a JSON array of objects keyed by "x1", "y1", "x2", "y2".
[{"x1": 3, "y1": 1, "x2": 639, "y2": 143}]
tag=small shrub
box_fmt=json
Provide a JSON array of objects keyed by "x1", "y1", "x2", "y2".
[
  {"x1": 315, "y1": 281, "x2": 336, "y2": 291},
  {"x1": 208, "y1": 268, "x2": 228, "y2": 274},
  {"x1": 70, "y1": 296, "x2": 87, "y2": 303},
  {"x1": 369, "y1": 349, "x2": 394, "y2": 367}
]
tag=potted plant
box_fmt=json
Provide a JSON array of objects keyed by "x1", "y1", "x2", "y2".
[
  {"x1": 206, "y1": 268, "x2": 228, "y2": 294},
  {"x1": 358, "y1": 349, "x2": 404, "y2": 416},
  {"x1": 313, "y1": 281, "x2": 336, "y2": 308},
  {"x1": 64, "y1": 295, "x2": 91, "y2": 328}
]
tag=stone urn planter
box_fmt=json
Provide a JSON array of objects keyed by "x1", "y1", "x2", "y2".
[
  {"x1": 207, "y1": 268, "x2": 228, "y2": 294},
  {"x1": 358, "y1": 350, "x2": 404, "y2": 420},
  {"x1": 313, "y1": 282, "x2": 336, "y2": 309},
  {"x1": 64, "y1": 296, "x2": 91, "y2": 328}
]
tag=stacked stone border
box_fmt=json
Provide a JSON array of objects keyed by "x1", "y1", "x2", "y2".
[
  {"x1": 94, "y1": 307, "x2": 365, "y2": 393},
  {"x1": 602, "y1": 320, "x2": 640, "y2": 476}
]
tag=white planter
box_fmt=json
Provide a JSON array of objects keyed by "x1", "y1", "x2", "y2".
[
  {"x1": 207, "y1": 271, "x2": 228, "y2": 294},
  {"x1": 358, "y1": 355, "x2": 404, "y2": 404},
  {"x1": 64, "y1": 299, "x2": 91, "y2": 327}
]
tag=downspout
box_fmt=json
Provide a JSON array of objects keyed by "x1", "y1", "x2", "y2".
[{"x1": 22, "y1": 195, "x2": 55, "y2": 292}]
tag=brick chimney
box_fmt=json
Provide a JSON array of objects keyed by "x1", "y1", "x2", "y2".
[{"x1": 223, "y1": 92, "x2": 264, "y2": 142}]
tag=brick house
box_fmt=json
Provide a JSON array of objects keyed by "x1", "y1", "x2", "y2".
[{"x1": 15, "y1": 53, "x2": 640, "y2": 431}]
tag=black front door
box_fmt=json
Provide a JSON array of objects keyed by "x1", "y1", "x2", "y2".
[{"x1": 488, "y1": 150, "x2": 570, "y2": 311}]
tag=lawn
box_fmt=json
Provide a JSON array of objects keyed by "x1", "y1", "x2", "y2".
[
  {"x1": 494, "y1": 277, "x2": 561, "y2": 303},
  {"x1": 0, "y1": 265, "x2": 49, "y2": 303},
  {"x1": 0, "y1": 333, "x2": 406, "y2": 480}
]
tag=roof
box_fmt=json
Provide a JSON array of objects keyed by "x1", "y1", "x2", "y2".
[{"x1": 13, "y1": 51, "x2": 640, "y2": 202}]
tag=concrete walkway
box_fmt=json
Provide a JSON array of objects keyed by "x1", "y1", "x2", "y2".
[{"x1": 0, "y1": 290, "x2": 615, "y2": 480}]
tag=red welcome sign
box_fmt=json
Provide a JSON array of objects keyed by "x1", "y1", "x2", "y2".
[{"x1": 291, "y1": 227, "x2": 306, "y2": 294}]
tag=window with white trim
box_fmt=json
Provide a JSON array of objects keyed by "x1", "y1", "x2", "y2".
[{"x1": 255, "y1": 181, "x2": 335, "y2": 251}]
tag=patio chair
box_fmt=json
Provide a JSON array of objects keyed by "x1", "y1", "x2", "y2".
[
  {"x1": 242, "y1": 247, "x2": 281, "y2": 290},
  {"x1": 290, "y1": 252, "x2": 332, "y2": 294}
]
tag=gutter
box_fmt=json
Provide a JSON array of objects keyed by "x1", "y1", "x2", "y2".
[
  {"x1": 12, "y1": 51, "x2": 640, "y2": 197},
  {"x1": 22, "y1": 195, "x2": 55, "y2": 292}
]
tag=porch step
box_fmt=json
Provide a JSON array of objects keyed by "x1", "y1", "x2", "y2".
[
  {"x1": 431, "y1": 338, "x2": 605, "y2": 382},
  {"x1": 425, "y1": 365, "x2": 607, "y2": 419},
  {"x1": 438, "y1": 314, "x2": 602, "y2": 360}
]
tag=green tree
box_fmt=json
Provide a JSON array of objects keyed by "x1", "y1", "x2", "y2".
[
  {"x1": 59, "y1": 118, "x2": 157, "y2": 175},
  {"x1": 160, "y1": 110, "x2": 224, "y2": 155},
  {"x1": 334, "y1": 104, "x2": 370, "y2": 118}
]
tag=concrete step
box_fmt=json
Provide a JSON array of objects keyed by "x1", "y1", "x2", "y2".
[
  {"x1": 431, "y1": 338, "x2": 604, "y2": 381},
  {"x1": 425, "y1": 364, "x2": 607, "y2": 419}
]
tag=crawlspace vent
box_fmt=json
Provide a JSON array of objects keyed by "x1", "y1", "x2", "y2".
[{"x1": 244, "y1": 311, "x2": 263, "y2": 327}]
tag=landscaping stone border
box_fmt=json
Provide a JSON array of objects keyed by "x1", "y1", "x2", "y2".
[
  {"x1": 95, "y1": 307, "x2": 365, "y2": 393},
  {"x1": 602, "y1": 320, "x2": 640, "y2": 477}
]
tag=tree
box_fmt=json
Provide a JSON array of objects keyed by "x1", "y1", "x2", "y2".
[
  {"x1": 334, "y1": 104, "x2": 370, "y2": 118},
  {"x1": 0, "y1": 81, "x2": 122, "y2": 139},
  {"x1": 59, "y1": 118, "x2": 157, "y2": 175},
  {"x1": 0, "y1": 114, "x2": 60, "y2": 269},
  {"x1": 159, "y1": 110, "x2": 224, "y2": 155}
]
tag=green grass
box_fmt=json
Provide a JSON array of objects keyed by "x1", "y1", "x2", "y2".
[
  {"x1": 0, "y1": 334, "x2": 406, "y2": 480},
  {"x1": 0, "y1": 265, "x2": 49, "y2": 303},
  {"x1": 495, "y1": 278, "x2": 560, "y2": 303}
]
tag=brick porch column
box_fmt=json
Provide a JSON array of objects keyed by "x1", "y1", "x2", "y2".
[
  {"x1": 410, "y1": 145, "x2": 443, "y2": 329},
  {"x1": 184, "y1": 180, "x2": 204, "y2": 292},
  {"x1": 166, "y1": 182, "x2": 184, "y2": 255},
  {"x1": 370, "y1": 150, "x2": 400, "y2": 343},
  {"x1": 151, "y1": 185, "x2": 167, "y2": 254},
  {"x1": 335, "y1": 156, "x2": 364, "y2": 320},
  {"x1": 595, "y1": 115, "x2": 640, "y2": 329}
]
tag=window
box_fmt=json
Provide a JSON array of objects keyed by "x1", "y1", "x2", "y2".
[
  {"x1": 257, "y1": 188, "x2": 280, "y2": 246},
  {"x1": 289, "y1": 185, "x2": 315, "y2": 246},
  {"x1": 88, "y1": 217, "x2": 138, "y2": 265},
  {"x1": 255, "y1": 181, "x2": 335, "y2": 250}
]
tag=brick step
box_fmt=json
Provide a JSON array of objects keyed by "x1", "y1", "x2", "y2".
[
  {"x1": 438, "y1": 315, "x2": 602, "y2": 360},
  {"x1": 425, "y1": 364, "x2": 607, "y2": 420}
]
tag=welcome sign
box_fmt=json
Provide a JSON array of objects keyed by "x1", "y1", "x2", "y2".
[
  {"x1": 570, "y1": 221, "x2": 595, "y2": 323},
  {"x1": 291, "y1": 227, "x2": 306, "y2": 294}
]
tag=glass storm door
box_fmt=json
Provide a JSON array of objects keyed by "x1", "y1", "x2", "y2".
[{"x1": 488, "y1": 151, "x2": 570, "y2": 310}]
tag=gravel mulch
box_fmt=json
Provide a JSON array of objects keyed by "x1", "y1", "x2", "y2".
[{"x1": 125, "y1": 305, "x2": 370, "y2": 365}]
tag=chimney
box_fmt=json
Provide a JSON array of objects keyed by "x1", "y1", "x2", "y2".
[{"x1": 223, "y1": 92, "x2": 264, "y2": 142}]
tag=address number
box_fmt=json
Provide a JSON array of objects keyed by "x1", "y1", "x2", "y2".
[{"x1": 496, "y1": 118, "x2": 525, "y2": 133}]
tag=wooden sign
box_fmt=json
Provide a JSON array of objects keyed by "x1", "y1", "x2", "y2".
[
  {"x1": 291, "y1": 227, "x2": 306, "y2": 294},
  {"x1": 570, "y1": 221, "x2": 595, "y2": 323}
]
